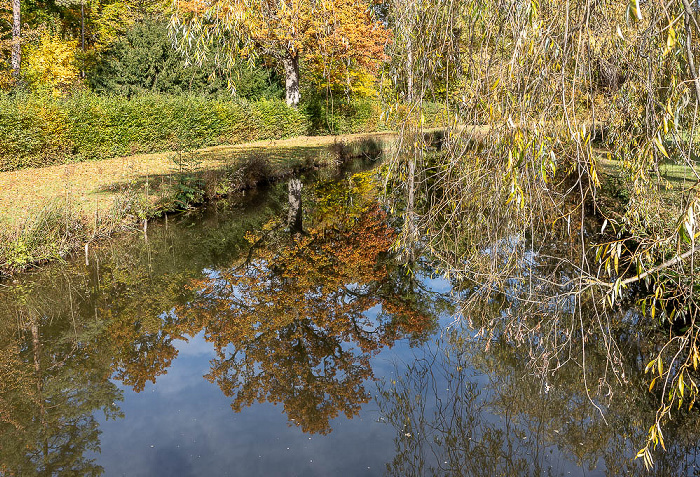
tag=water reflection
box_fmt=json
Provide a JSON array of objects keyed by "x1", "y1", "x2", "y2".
[
  {"x1": 0, "y1": 183, "x2": 287, "y2": 474},
  {"x1": 0, "y1": 281, "x2": 122, "y2": 476},
  {"x1": 3, "y1": 163, "x2": 700, "y2": 474},
  {"x1": 0, "y1": 167, "x2": 445, "y2": 473},
  {"x1": 176, "y1": 171, "x2": 441, "y2": 434},
  {"x1": 378, "y1": 322, "x2": 700, "y2": 476}
]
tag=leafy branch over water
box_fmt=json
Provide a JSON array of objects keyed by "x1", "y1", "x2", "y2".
[{"x1": 385, "y1": 0, "x2": 700, "y2": 467}]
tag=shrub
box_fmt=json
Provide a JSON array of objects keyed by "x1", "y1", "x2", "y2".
[
  {"x1": 302, "y1": 96, "x2": 448, "y2": 135},
  {"x1": 304, "y1": 97, "x2": 383, "y2": 135},
  {"x1": 25, "y1": 33, "x2": 82, "y2": 94},
  {"x1": 0, "y1": 93, "x2": 314, "y2": 171},
  {"x1": 0, "y1": 91, "x2": 445, "y2": 171},
  {"x1": 0, "y1": 93, "x2": 73, "y2": 170}
]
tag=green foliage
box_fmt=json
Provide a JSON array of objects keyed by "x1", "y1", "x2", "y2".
[
  {"x1": 0, "y1": 92, "x2": 313, "y2": 170},
  {"x1": 170, "y1": 149, "x2": 204, "y2": 209},
  {"x1": 0, "y1": 91, "x2": 409, "y2": 171},
  {"x1": 0, "y1": 93, "x2": 74, "y2": 169},
  {"x1": 87, "y1": 18, "x2": 284, "y2": 100},
  {"x1": 302, "y1": 95, "x2": 447, "y2": 135},
  {"x1": 304, "y1": 97, "x2": 382, "y2": 135}
]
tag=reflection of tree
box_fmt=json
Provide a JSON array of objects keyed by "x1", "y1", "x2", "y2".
[
  {"x1": 178, "y1": 174, "x2": 441, "y2": 434},
  {"x1": 97, "y1": 280, "x2": 187, "y2": 393},
  {"x1": 0, "y1": 283, "x2": 122, "y2": 476},
  {"x1": 86, "y1": 184, "x2": 288, "y2": 393},
  {"x1": 0, "y1": 184, "x2": 290, "y2": 473},
  {"x1": 377, "y1": 321, "x2": 700, "y2": 477}
]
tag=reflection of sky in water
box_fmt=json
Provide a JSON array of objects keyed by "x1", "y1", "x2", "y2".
[
  {"x1": 87, "y1": 271, "x2": 599, "y2": 476},
  {"x1": 90, "y1": 329, "x2": 399, "y2": 476},
  {"x1": 29, "y1": 172, "x2": 682, "y2": 476},
  {"x1": 88, "y1": 276, "x2": 454, "y2": 475}
]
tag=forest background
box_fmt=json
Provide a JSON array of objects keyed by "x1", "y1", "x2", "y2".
[{"x1": 0, "y1": 0, "x2": 440, "y2": 171}]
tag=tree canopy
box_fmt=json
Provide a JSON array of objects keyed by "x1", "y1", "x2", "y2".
[{"x1": 170, "y1": 0, "x2": 390, "y2": 106}]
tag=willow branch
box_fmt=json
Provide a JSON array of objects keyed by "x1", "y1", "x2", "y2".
[
  {"x1": 681, "y1": 0, "x2": 700, "y2": 104},
  {"x1": 619, "y1": 243, "x2": 700, "y2": 287}
]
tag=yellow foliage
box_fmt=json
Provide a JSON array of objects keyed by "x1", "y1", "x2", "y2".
[
  {"x1": 90, "y1": 2, "x2": 136, "y2": 51},
  {"x1": 25, "y1": 33, "x2": 81, "y2": 94},
  {"x1": 0, "y1": 71, "x2": 14, "y2": 91},
  {"x1": 309, "y1": 65, "x2": 380, "y2": 97}
]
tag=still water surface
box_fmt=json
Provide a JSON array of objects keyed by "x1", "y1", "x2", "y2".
[{"x1": 1, "y1": 164, "x2": 699, "y2": 476}]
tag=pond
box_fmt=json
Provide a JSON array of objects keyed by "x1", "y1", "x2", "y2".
[{"x1": 1, "y1": 161, "x2": 699, "y2": 476}]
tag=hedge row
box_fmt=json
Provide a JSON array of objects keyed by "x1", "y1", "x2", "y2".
[
  {"x1": 0, "y1": 94, "x2": 312, "y2": 171},
  {"x1": 305, "y1": 98, "x2": 450, "y2": 135},
  {"x1": 0, "y1": 93, "x2": 449, "y2": 172}
]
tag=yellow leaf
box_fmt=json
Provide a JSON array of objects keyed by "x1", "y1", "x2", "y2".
[{"x1": 653, "y1": 134, "x2": 669, "y2": 159}]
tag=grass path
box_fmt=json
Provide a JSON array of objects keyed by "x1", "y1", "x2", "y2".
[{"x1": 0, "y1": 131, "x2": 397, "y2": 226}]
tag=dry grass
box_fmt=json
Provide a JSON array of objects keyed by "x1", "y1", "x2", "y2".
[
  {"x1": 0, "y1": 130, "x2": 400, "y2": 276},
  {"x1": 0, "y1": 131, "x2": 397, "y2": 227}
]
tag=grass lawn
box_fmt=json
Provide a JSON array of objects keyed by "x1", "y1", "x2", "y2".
[{"x1": 0, "y1": 131, "x2": 398, "y2": 227}]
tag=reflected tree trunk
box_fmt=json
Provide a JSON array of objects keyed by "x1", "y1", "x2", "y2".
[
  {"x1": 288, "y1": 178, "x2": 303, "y2": 234},
  {"x1": 30, "y1": 318, "x2": 49, "y2": 473},
  {"x1": 405, "y1": 153, "x2": 417, "y2": 263}
]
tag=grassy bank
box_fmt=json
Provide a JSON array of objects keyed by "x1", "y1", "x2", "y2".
[{"x1": 0, "y1": 132, "x2": 395, "y2": 277}]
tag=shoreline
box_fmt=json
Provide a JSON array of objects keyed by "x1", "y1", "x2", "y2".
[{"x1": 0, "y1": 131, "x2": 397, "y2": 278}]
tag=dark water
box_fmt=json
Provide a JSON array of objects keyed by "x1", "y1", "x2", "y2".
[{"x1": 1, "y1": 164, "x2": 700, "y2": 476}]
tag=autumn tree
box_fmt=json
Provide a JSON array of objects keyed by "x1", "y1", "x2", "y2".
[{"x1": 170, "y1": 0, "x2": 390, "y2": 107}]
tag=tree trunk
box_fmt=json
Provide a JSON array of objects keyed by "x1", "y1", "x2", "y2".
[
  {"x1": 81, "y1": 2, "x2": 85, "y2": 53},
  {"x1": 80, "y1": 1, "x2": 85, "y2": 78},
  {"x1": 11, "y1": 0, "x2": 20, "y2": 77},
  {"x1": 283, "y1": 54, "x2": 301, "y2": 108},
  {"x1": 407, "y1": 41, "x2": 414, "y2": 103},
  {"x1": 288, "y1": 178, "x2": 303, "y2": 234}
]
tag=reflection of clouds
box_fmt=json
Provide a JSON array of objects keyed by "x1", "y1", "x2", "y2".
[
  {"x1": 95, "y1": 343, "x2": 397, "y2": 476},
  {"x1": 140, "y1": 333, "x2": 217, "y2": 396},
  {"x1": 417, "y1": 274, "x2": 451, "y2": 294},
  {"x1": 173, "y1": 331, "x2": 216, "y2": 358}
]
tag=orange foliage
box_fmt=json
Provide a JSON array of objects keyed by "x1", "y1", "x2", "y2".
[
  {"x1": 176, "y1": 184, "x2": 435, "y2": 433},
  {"x1": 172, "y1": 0, "x2": 390, "y2": 86}
]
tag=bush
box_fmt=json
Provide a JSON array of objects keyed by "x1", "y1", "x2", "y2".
[
  {"x1": 303, "y1": 97, "x2": 383, "y2": 135},
  {"x1": 0, "y1": 92, "x2": 314, "y2": 171},
  {"x1": 0, "y1": 90, "x2": 448, "y2": 171},
  {"x1": 302, "y1": 96, "x2": 449, "y2": 135},
  {"x1": 0, "y1": 93, "x2": 74, "y2": 170},
  {"x1": 25, "y1": 33, "x2": 82, "y2": 94}
]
